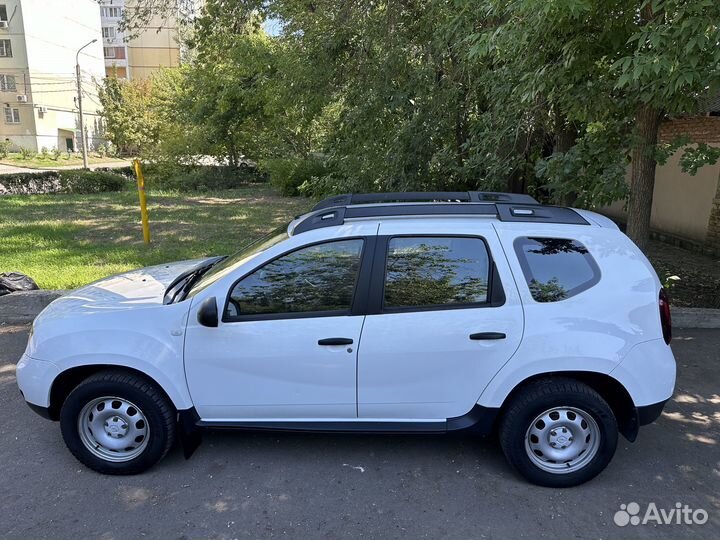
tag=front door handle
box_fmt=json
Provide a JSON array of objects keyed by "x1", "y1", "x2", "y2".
[
  {"x1": 469, "y1": 332, "x2": 506, "y2": 340},
  {"x1": 318, "y1": 337, "x2": 354, "y2": 346}
]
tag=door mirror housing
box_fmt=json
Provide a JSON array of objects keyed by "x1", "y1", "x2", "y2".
[{"x1": 197, "y1": 297, "x2": 219, "y2": 327}]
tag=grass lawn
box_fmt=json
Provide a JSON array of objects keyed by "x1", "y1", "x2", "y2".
[
  {"x1": 0, "y1": 184, "x2": 312, "y2": 290},
  {"x1": 0, "y1": 153, "x2": 126, "y2": 169}
]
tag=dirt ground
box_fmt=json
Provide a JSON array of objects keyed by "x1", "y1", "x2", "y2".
[{"x1": 646, "y1": 239, "x2": 720, "y2": 308}]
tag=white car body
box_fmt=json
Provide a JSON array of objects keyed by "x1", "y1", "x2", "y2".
[{"x1": 17, "y1": 201, "x2": 676, "y2": 438}]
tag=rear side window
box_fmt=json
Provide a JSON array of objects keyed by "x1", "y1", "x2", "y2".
[
  {"x1": 514, "y1": 237, "x2": 600, "y2": 302},
  {"x1": 384, "y1": 236, "x2": 490, "y2": 309}
]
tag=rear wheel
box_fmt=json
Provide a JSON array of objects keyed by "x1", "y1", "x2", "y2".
[
  {"x1": 498, "y1": 377, "x2": 618, "y2": 487},
  {"x1": 60, "y1": 371, "x2": 176, "y2": 474}
]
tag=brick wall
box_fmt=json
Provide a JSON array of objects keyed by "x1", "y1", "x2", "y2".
[{"x1": 659, "y1": 116, "x2": 720, "y2": 144}]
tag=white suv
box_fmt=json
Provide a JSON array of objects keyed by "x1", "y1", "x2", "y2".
[{"x1": 16, "y1": 192, "x2": 676, "y2": 487}]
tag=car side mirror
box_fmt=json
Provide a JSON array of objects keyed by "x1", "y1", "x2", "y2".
[{"x1": 197, "y1": 297, "x2": 219, "y2": 327}]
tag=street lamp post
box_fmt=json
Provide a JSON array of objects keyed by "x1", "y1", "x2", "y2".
[{"x1": 76, "y1": 39, "x2": 97, "y2": 169}]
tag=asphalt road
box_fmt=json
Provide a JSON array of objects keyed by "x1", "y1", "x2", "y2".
[{"x1": 1, "y1": 324, "x2": 718, "y2": 540}]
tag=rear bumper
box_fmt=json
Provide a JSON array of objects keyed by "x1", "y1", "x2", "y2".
[{"x1": 637, "y1": 399, "x2": 668, "y2": 426}]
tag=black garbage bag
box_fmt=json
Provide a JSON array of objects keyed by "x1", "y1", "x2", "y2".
[{"x1": 0, "y1": 272, "x2": 40, "y2": 297}]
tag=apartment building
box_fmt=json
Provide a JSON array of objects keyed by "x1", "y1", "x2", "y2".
[
  {"x1": 99, "y1": 0, "x2": 181, "y2": 79},
  {"x1": 0, "y1": 0, "x2": 105, "y2": 152}
]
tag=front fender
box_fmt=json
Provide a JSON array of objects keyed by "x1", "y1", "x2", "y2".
[
  {"x1": 26, "y1": 305, "x2": 193, "y2": 410},
  {"x1": 50, "y1": 352, "x2": 194, "y2": 410}
]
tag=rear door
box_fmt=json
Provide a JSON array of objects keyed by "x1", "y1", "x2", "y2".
[{"x1": 357, "y1": 220, "x2": 524, "y2": 420}]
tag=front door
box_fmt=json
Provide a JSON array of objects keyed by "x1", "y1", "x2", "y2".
[
  {"x1": 185, "y1": 238, "x2": 368, "y2": 421},
  {"x1": 358, "y1": 221, "x2": 524, "y2": 420}
]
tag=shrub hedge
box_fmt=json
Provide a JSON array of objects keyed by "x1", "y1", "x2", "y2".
[
  {"x1": 144, "y1": 164, "x2": 266, "y2": 192},
  {"x1": 0, "y1": 164, "x2": 267, "y2": 195},
  {"x1": 0, "y1": 170, "x2": 128, "y2": 195}
]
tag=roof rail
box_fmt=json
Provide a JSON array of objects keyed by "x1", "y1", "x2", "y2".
[
  {"x1": 292, "y1": 200, "x2": 588, "y2": 235},
  {"x1": 311, "y1": 191, "x2": 538, "y2": 211}
]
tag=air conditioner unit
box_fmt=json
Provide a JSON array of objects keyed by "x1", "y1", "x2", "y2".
[
  {"x1": 16, "y1": 95, "x2": 27, "y2": 103},
  {"x1": 0, "y1": 21, "x2": 8, "y2": 28}
]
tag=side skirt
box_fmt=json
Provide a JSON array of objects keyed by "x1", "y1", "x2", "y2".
[{"x1": 192, "y1": 405, "x2": 500, "y2": 436}]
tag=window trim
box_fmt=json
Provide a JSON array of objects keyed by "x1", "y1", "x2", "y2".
[
  {"x1": 221, "y1": 236, "x2": 374, "y2": 323},
  {"x1": 4, "y1": 106, "x2": 19, "y2": 124},
  {"x1": 0, "y1": 73, "x2": 16, "y2": 92},
  {"x1": 0, "y1": 39, "x2": 12, "y2": 57},
  {"x1": 367, "y1": 234, "x2": 506, "y2": 315},
  {"x1": 513, "y1": 236, "x2": 601, "y2": 303},
  {"x1": 101, "y1": 6, "x2": 122, "y2": 17}
]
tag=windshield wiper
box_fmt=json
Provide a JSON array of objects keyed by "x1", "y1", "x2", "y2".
[{"x1": 163, "y1": 256, "x2": 226, "y2": 305}]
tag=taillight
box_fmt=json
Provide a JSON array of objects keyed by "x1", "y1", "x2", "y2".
[{"x1": 659, "y1": 288, "x2": 672, "y2": 345}]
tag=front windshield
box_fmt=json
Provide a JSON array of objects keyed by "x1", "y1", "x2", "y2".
[{"x1": 187, "y1": 224, "x2": 290, "y2": 297}]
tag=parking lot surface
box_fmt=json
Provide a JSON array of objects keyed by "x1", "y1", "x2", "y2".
[{"x1": 1, "y1": 324, "x2": 718, "y2": 539}]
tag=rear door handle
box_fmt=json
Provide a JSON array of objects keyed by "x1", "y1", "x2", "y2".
[
  {"x1": 469, "y1": 332, "x2": 506, "y2": 340},
  {"x1": 318, "y1": 337, "x2": 354, "y2": 346}
]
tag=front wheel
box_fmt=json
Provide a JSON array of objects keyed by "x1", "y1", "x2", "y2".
[
  {"x1": 498, "y1": 377, "x2": 618, "y2": 487},
  {"x1": 60, "y1": 371, "x2": 176, "y2": 474}
]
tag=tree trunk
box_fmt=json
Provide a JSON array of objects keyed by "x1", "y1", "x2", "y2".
[
  {"x1": 553, "y1": 121, "x2": 578, "y2": 206},
  {"x1": 626, "y1": 103, "x2": 663, "y2": 251}
]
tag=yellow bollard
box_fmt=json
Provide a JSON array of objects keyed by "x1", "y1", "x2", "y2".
[{"x1": 133, "y1": 158, "x2": 151, "y2": 244}]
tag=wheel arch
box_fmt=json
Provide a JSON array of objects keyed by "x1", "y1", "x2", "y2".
[
  {"x1": 496, "y1": 371, "x2": 639, "y2": 442},
  {"x1": 48, "y1": 365, "x2": 181, "y2": 421}
]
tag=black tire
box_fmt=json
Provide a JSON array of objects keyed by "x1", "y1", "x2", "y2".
[
  {"x1": 60, "y1": 370, "x2": 176, "y2": 475},
  {"x1": 498, "y1": 377, "x2": 618, "y2": 488}
]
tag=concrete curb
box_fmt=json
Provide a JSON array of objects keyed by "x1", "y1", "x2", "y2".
[
  {"x1": 1, "y1": 290, "x2": 719, "y2": 329},
  {"x1": 672, "y1": 308, "x2": 720, "y2": 329},
  {"x1": 0, "y1": 290, "x2": 67, "y2": 325}
]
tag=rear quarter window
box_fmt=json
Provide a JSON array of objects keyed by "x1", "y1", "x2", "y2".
[{"x1": 514, "y1": 237, "x2": 600, "y2": 302}]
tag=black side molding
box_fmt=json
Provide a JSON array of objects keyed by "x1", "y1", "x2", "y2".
[{"x1": 196, "y1": 404, "x2": 500, "y2": 436}]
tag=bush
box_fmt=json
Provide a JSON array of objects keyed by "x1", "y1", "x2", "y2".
[
  {"x1": 51, "y1": 148, "x2": 62, "y2": 161},
  {"x1": 58, "y1": 170, "x2": 127, "y2": 194},
  {"x1": 19, "y1": 147, "x2": 35, "y2": 160},
  {"x1": 261, "y1": 158, "x2": 328, "y2": 196},
  {"x1": 0, "y1": 140, "x2": 11, "y2": 158},
  {"x1": 0, "y1": 170, "x2": 128, "y2": 195},
  {"x1": 94, "y1": 165, "x2": 135, "y2": 177},
  {"x1": 144, "y1": 164, "x2": 265, "y2": 192}
]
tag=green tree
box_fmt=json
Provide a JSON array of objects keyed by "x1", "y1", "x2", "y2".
[
  {"x1": 98, "y1": 75, "x2": 162, "y2": 155},
  {"x1": 470, "y1": 0, "x2": 720, "y2": 248}
]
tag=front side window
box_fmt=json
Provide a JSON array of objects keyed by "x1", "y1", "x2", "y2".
[
  {"x1": 0, "y1": 74, "x2": 15, "y2": 91},
  {"x1": 103, "y1": 46, "x2": 116, "y2": 58},
  {"x1": 102, "y1": 26, "x2": 116, "y2": 39},
  {"x1": 226, "y1": 239, "x2": 364, "y2": 319},
  {"x1": 0, "y1": 5, "x2": 7, "y2": 21},
  {"x1": 4, "y1": 106, "x2": 19, "y2": 123},
  {"x1": 0, "y1": 39, "x2": 12, "y2": 57},
  {"x1": 514, "y1": 237, "x2": 600, "y2": 302},
  {"x1": 384, "y1": 236, "x2": 490, "y2": 309}
]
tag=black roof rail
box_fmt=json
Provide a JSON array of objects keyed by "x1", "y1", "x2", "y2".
[
  {"x1": 311, "y1": 191, "x2": 538, "y2": 211},
  {"x1": 292, "y1": 201, "x2": 589, "y2": 235}
]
